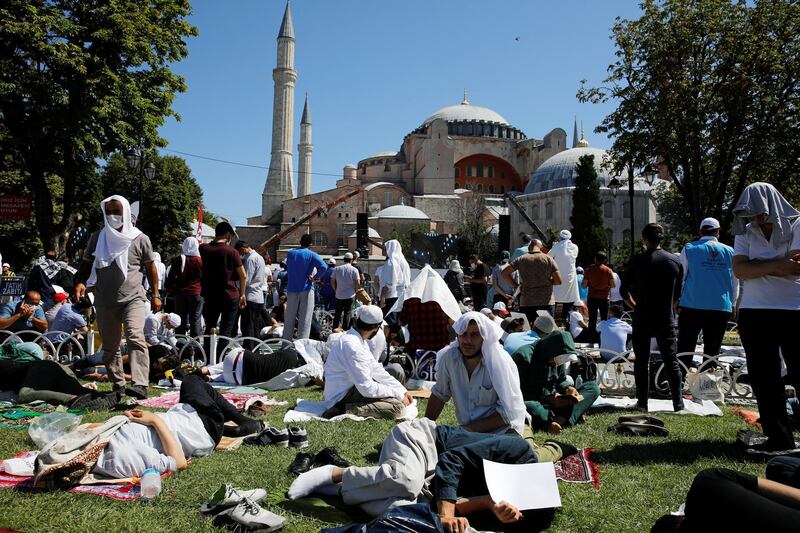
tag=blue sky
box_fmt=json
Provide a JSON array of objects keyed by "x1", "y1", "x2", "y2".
[{"x1": 157, "y1": 0, "x2": 643, "y2": 225}]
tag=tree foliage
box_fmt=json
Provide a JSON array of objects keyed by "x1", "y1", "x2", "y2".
[
  {"x1": 570, "y1": 155, "x2": 608, "y2": 265},
  {"x1": 578, "y1": 0, "x2": 800, "y2": 236},
  {"x1": 0, "y1": 0, "x2": 197, "y2": 253},
  {"x1": 99, "y1": 153, "x2": 203, "y2": 258},
  {"x1": 456, "y1": 195, "x2": 497, "y2": 261}
]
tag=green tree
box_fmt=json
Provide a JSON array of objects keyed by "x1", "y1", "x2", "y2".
[
  {"x1": 578, "y1": 0, "x2": 800, "y2": 236},
  {"x1": 98, "y1": 153, "x2": 203, "y2": 258},
  {"x1": 570, "y1": 154, "x2": 608, "y2": 265},
  {"x1": 0, "y1": 0, "x2": 197, "y2": 253},
  {"x1": 456, "y1": 195, "x2": 497, "y2": 262}
]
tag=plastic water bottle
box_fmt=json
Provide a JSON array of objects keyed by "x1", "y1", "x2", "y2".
[{"x1": 140, "y1": 468, "x2": 162, "y2": 499}]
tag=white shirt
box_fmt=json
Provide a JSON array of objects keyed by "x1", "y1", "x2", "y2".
[
  {"x1": 548, "y1": 239, "x2": 580, "y2": 303},
  {"x1": 734, "y1": 218, "x2": 800, "y2": 310},
  {"x1": 366, "y1": 328, "x2": 388, "y2": 363},
  {"x1": 609, "y1": 272, "x2": 622, "y2": 302},
  {"x1": 144, "y1": 312, "x2": 177, "y2": 348},
  {"x1": 568, "y1": 310, "x2": 585, "y2": 339},
  {"x1": 323, "y1": 328, "x2": 406, "y2": 408},
  {"x1": 597, "y1": 317, "x2": 633, "y2": 358},
  {"x1": 375, "y1": 265, "x2": 398, "y2": 299},
  {"x1": 94, "y1": 404, "x2": 214, "y2": 479}
]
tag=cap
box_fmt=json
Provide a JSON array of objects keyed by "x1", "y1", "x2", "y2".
[
  {"x1": 576, "y1": 266, "x2": 584, "y2": 274},
  {"x1": 479, "y1": 307, "x2": 493, "y2": 315},
  {"x1": 493, "y1": 301, "x2": 507, "y2": 312},
  {"x1": 344, "y1": 252, "x2": 353, "y2": 260},
  {"x1": 500, "y1": 316, "x2": 524, "y2": 331},
  {"x1": 353, "y1": 251, "x2": 360, "y2": 258},
  {"x1": 699, "y1": 217, "x2": 720, "y2": 231},
  {"x1": 53, "y1": 293, "x2": 69, "y2": 303},
  {"x1": 2, "y1": 263, "x2": 9, "y2": 268},
  {"x1": 533, "y1": 311, "x2": 556, "y2": 334},
  {"x1": 166, "y1": 313, "x2": 182, "y2": 328},
  {"x1": 559, "y1": 229, "x2": 572, "y2": 240},
  {"x1": 500, "y1": 250, "x2": 510, "y2": 260},
  {"x1": 357, "y1": 305, "x2": 383, "y2": 325},
  {"x1": 327, "y1": 258, "x2": 336, "y2": 265}
]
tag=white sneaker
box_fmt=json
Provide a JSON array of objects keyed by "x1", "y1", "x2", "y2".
[
  {"x1": 227, "y1": 497, "x2": 287, "y2": 532},
  {"x1": 199, "y1": 483, "x2": 268, "y2": 515}
]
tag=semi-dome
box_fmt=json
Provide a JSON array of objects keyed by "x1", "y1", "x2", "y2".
[
  {"x1": 524, "y1": 146, "x2": 617, "y2": 194},
  {"x1": 363, "y1": 151, "x2": 398, "y2": 161},
  {"x1": 423, "y1": 102, "x2": 509, "y2": 126},
  {"x1": 374, "y1": 205, "x2": 430, "y2": 220},
  {"x1": 349, "y1": 227, "x2": 381, "y2": 238}
]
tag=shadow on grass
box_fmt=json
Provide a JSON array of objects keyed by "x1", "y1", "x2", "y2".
[{"x1": 594, "y1": 440, "x2": 749, "y2": 465}]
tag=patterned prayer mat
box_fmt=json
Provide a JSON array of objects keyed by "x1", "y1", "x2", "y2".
[
  {"x1": 554, "y1": 448, "x2": 601, "y2": 488},
  {"x1": 136, "y1": 390, "x2": 284, "y2": 410}
]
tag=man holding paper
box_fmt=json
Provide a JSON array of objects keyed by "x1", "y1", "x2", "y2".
[{"x1": 287, "y1": 418, "x2": 566, "y2": 532}]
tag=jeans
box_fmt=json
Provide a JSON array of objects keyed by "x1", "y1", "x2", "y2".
[
  {"x1": 738, "y1": 308, "x2": 800, "y2": 448},
  {"x1": 333, "y1": 297, "x2": 355, "y2": 330},
  {"x1": 175, "y1": 293, "x2": 203, "y2": 338},
  {"x1": 632, "y1": 326, "x2": 684, "y2": 411},
  {"x1": 587, "y1": 298, "x2": 609, "y2": 342},
  {"x1": 283, "y1": 290, "x2": 315, "y2": 340},
  {"x1": 766, "y1": 456, "x2": 800, "y2": 488},
  {"x1": 178, "y1": 373, "x2": 252, "y2": 445},
  {"x1": 677, "y1": 307, "x2": 731, "y2": 373},
  {"x1": 240, "y1": 300, "x2": 265, "y2": 349},
  {"x1": 203, "y1": 296, "x2": 240, "y2": 359},
  {"x1": 95, "y1": 299, "x2": 149, "y2": 388}
]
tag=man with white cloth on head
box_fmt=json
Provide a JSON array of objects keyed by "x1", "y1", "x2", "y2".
[
  {"x1": 377, "y1": 240, "x2": 411, "y2": 321},
  {"x1": 323, "y1": 305, "x2": 413, "y2": 420},
  {"x1": 425, "y1": 311, "x2": 527, "y2": 435},
  {"x1": 74, "y1": 195, "x2": 160, "y2": 400},
  {"x1": 548, "y1": 229, "x2": 580, "y2": 322}
]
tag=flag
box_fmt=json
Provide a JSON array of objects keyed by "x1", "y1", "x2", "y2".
[{"x1": 197, "y1": 204, "x2": 203, "y2": 241}]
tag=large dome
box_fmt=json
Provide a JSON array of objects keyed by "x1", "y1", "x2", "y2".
[
  {"x1": 423, "y1": 102, "x2": 509, "y2": 126},
  {"x1": 374, "y1": 205, "x2": 430, "y2": 220},
  {"x1": 524, "y1": 146, "x2": 617, "y2": 194}
]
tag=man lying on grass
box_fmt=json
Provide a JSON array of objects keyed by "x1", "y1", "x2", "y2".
[{"x1": 287, "y1": 418, "x2": 572, "y2": 533}]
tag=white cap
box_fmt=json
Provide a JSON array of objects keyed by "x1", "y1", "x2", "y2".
[
  {"x1": 479, "y1": 308, "x2": 493, "y2": 315},
  {"x1": 560, "y1": 229, "x2": 572, "y2": 240},
  {"x1": 344, "y1": 252, "x2": 354, "y2": 260},
  {"x1": 357, "y1": 305, "x2": 383, "y2": 325},
  {"x1": 533, "y1": 310, "x2": 556, "y2": 334},
  {"x1": 699, "y1": 217, "x2": 720, "y2": 231},
  {"x1": 353, "y1": 251, "x2": 360, "y2": 258},
  {"x1": 166, "y1": 313, "x2": 181, "y2": 328},
  {"x1": 2, "y1": 263, "x2": 9, "y2": 268},
  {"x1": 492, "y1": 301, "x2": 507, "y2": 312},
  {"x1": 327, "y1": 258, "x2": 336, "y2": 265}
]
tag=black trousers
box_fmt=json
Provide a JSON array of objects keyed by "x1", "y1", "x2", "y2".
[
  {"x1": 382, "y1": 297, "x2": 398, "y2": 325},
  {"x1": 203, "y1": 295, "x2": 240, "y2": 359},
  {"x1": 738, "y1": 308, "x2": 800, "y2": 448},
  {"x1": 632, "y1": 326, "x2": 684, "y2": 411},
  {"x1": 240, "y1": 300, "x2": 265, "y2": 349},
  {"x1": 470, "y1": 285, "x2": 487, "y2": 311},
  {"x1": 179, "y1": 374, "x2": 245, "y2": 445},
  {"x1": 587, "y1": 298, "x2": 609, "y2": 342},
  {"x1": 677, "y1": 307, "x2": 731, "y2": 370},
  {"x1": 680, "y1": 468, "x2": 800, "y2": 532},
  {"x1": 21, "y1": 360, "x2": 100, "y2": 398},
  {"x1": 333, "y1": 297, "x2": 355, "y2": 330},
  {"x1": 175, "y1": 293, "x2": 203, "y2": 337}
]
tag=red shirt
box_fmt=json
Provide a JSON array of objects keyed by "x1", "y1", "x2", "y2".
[
  {"x1": 584, "y1": 263, "x2": 615, "y2": 300},
  {"x1": 200, "y1": 242, "x2": 243, "y2": 300},
  {"x1": 398, "y1": 298, "x2": 452, "y2": 355},
  {"x1": 166, "y1": 255, "x2": 202, "y2": 296}
]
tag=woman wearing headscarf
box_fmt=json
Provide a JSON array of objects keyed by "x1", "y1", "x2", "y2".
[
  {"x1": 378, "y1": 240, "x2": 411, "y2": 319},
  {"x1": 443, "y1": 260, "x2": 465, "y2": 303},
  {"x1": 732, "y1": 182, "x2": 800, "y2": 453},
  {"x1": 73, "y1": 195, "x2": 159, "y2": 400},
  {"x1": 166, "y1": 237, "x2": 204, "y2": 337}
]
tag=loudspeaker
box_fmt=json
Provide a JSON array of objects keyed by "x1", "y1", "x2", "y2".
[
  {"x1": 356, "y1": 212, "x2": 369, "y2": 251},
  {"x1": 498, "y1": 214, "x2": 510, "y2": 256}
]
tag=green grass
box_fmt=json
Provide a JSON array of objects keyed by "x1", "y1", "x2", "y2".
[{"x1": 0, "y1": 387, "x2": 767, "y2": 533}]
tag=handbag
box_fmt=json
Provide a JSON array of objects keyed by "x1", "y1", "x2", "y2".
[{"x1": 355, "y1": 288, "x2": 372, "y2": 305}]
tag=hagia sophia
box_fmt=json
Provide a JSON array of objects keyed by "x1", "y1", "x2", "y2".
[{"x1": 236, "y1": 2, "x2": 658, "y2": 259}]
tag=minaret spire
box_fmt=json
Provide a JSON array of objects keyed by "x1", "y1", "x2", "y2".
[
  {"x1": 462, "y1": 87, "x2": 469, "y2": 105},
  {"x1": 297, "y1": 94, "x2": 313, "y2": 197},
  {"x1": 572, "y1": 116, "x2": 579, "y2": 148},
  {"x1": 262, "y1": 1, "x2": 297, "y2": 223}
]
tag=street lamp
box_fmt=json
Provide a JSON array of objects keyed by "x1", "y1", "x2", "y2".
[
  {"x1": 607, "y1": 176, "x2": 622, "y2": 198},
  {"x1": 641, "y1": 163, "x2": 659, "y2": 187},
  {"x1": 124, "y1": 148, "x2": 156, "y2": 226}
]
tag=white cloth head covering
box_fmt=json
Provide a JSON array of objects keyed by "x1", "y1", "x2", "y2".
[
  {"x1": 389, "y1": 265, "x2": 462, "y2": 322},
  {"x1": 448, "y1": 260, "x2": 462, "y2": 273},
  {"x1": 166, "y1": 312, "x2": 181, "y2": 328},
  {"x1": 559, "y1": 229, "x2": 572, "y2": 240},
  {"x1": 548, "y1": 236, "x2": 580, "y2": 303},
  {"x1": 732, "y1": 182, "x2": 800, "y2": 244},
  {"x1": 447, "y1": 311, "x2": 527, "y2": 435},
  {"x1": 357, "y1": 305, "x2": 383, "y2": 325},
  {"x1": 181, "y1": 236, "x2": 200, "y2": 272},
  {"x1": 383, "y1": 239, "x2": 412, "y2": 293},
  {"x1": 87, "y1": 195, "x2": 142, "y2": 287}
]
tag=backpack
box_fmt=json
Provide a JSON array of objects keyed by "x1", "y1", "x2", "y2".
[{"x1": 569, "y1": 352, "x2": 598, "y2": 384}]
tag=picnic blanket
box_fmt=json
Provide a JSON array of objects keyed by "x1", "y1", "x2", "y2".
[
  {"x1": 0, "y1": 402, "x2": 85, "y2": 429},
  {"x1": 283, "y1": 399, "x2": 419, "y2": 424},
  {"x1": 555, "y1": 448, "x2": 600, "y2": 488},
  {"x1": 590, "y1": 397, "x2": 723, "y2": 416},
  {"x1": 0, "y1": 451, "x2": 172, "y2": 501},
  {"x1": 136, "y1": 391, "x2": 285, "y2": 410}
]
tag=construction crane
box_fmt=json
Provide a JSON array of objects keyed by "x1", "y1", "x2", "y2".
[
  {"x1": 504, "y1": 192, "x2": 547, "y2": 242},
  {"x1": 256, "y1": 187, "x2": 364, "y2": 255}
]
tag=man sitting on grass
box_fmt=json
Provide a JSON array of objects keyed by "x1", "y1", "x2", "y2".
[
  {"x1": 512, "y1": 312, "x2": 600, "y2": 434},
  {"x1": 287, "y1": 418, "x2": 571, "y2": 532}
]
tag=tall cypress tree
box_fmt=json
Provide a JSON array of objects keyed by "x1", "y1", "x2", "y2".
[{"x1": 570, "y1": 154, "x2": 607, "y2": 265}]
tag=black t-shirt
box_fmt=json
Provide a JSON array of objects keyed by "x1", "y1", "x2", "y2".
[
  {"x1": 0, "y1": 361, "x2": 34, "y2": 392},
  {"x1": 470, "y1": 263, "x2": 488, "y2": 286},
  {"x1": 619, "y1": 249, "x2": 683, "y2": 331},
  {"x1": 241, "y1": 347, "x2": 300, "y2": 385}
]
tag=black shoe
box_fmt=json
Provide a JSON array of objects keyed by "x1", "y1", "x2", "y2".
[
  {"x1": 243, "y1": 427, "x2": 290, "y2": 447},
  {"x1": 125, "y1": 385, "x2": 148, "y2": 400},
  {"x1": 72, "y1": 392, "x2": 120, "y2": 411},
  {"x1": 288, "y1": 426, "x2": 309, "y2": 448},
  {"x1": 313, "y1": 447, "x2": 351, "y2": 468},
  {"x1": 544, "y1": 439, "x2": 579, "y2": 459},
  {"x1": 289, "y1": 452, "x2": 314, "y2": 476},
  {"x1": 747, "y1": 440, "x2": 800, "y2": 456}
]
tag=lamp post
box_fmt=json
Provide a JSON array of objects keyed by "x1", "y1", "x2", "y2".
[
  {"x1": 124, "y1": 148, "x2": 156, "y2": 226},
  {"x1": 627, "y1": 163, "x2": 635, "y2": 259}
]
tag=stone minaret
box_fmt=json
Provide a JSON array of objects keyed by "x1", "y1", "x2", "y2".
[
  {"x1": 262, "y1": 1, "x2": 296, "y2": 223},
  {"x1": 297, "y1": 93, "x2": 312, "y2": 197},
  {"x1": 572, "y1": 116, "x2": 579, "y2": 148}
]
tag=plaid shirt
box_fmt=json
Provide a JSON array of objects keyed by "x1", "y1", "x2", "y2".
[{"x1": 398, "y1": 298, "x2": 451, "y2": 355}]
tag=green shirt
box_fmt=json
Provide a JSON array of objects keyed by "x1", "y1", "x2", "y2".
[{"x1": 511, "y1": 330, "x2": 575, "y2": 401}]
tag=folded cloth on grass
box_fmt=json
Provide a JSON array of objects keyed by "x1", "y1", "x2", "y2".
[
  {"x1": 733, "y1": 408, "x2": 761, "y2": 429},
  {"x1": 1, "y1": 451, "x2": 174, "y2": 501},
  {"x1": 136, "y1": 391, "x2": 285, "y2": 410},
  {"x1": 590, "y1": 396, "x2": 723, "y2": 416},
  {"x1": 283, "y1": 399, "x2": 418, "y2": 424},
  {"x1": 0, "y1": 404, "x2": 86, "y2": 429},
  {"x1": 555, "y1": 448, "x2": 601, "y2": 488}
]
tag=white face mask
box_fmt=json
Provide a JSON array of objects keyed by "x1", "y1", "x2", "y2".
[{"x1": 107, "y1": 214, "x2": 124, "y2": 229}]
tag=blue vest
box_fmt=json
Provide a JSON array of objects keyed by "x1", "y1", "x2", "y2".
[{"x1": 679, "y1": 238, "x2": 735, "y2": 312}]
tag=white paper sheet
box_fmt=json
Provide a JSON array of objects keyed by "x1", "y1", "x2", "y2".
[{"x1": 482, "y1": 459, "x2": 561, "y2": 510}]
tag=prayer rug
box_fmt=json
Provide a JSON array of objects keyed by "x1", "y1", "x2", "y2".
[
  {"x1": 0, "y1": 404, "x2": 85, "y2": 429},
  {"x1": 554, "y1": 448, "x2": 601, "y2": 488},
  {"x1": 136, "y1": 391, "x2": 284, "y2": 410}
]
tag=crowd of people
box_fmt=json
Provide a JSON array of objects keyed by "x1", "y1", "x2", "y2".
[{"x1": 0, "y1": 181, "x2": 798, "y2": 532}]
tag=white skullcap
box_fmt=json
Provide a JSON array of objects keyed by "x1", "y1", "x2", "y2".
[
  {"x1": 166, "y1": 313, "x2": 181, "y2": 328},
  {"x1": 492, "y1": 301, "x2": 507, "y2": 312},
  {"x1": 560, "y1": 229, "x2": 572, "y2": 240},
  {"x1": 357, "y1": 305, "x2": 383, "y2": 325},
  {"x1": 328, "y1": 258, "x2": 336, "y2": 265},
  {"x1": 344, "y1": 252, "x2": 353, "y2": 260},
  {"x1": 533, "y1": 310, "x2": 556, "y2": 334},
  {"x1": 479, "y1": 307, "x2": 493, "y2": 315},
  {"x1": 699, "y1": 217, "x2": 720, "y2": 230}
]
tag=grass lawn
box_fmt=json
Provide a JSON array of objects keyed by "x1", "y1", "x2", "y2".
[{"x1": 0, "y1": 386, "x2": 767, "y2": 533}]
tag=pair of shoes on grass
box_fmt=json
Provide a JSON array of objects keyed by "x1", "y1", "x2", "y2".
[
  {"x1": 289, "y1": 447, "x2": 351, "y2": 476},
  {"x1": 200, "y1": 484, "x2": 286, "y2": 532},
  {"x1": 243, "y1": 426, "x2": 308, "y2": 448},
  {"x1": 607, "y1": 415, "x2": 669, "y2": 437}
]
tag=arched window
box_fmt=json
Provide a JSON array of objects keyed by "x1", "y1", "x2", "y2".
[
  {"x1": 466, "y1": 166, "x2": 472, "y2": 177},
  {"x1": 545, "y1": 202, "x2": 554, "y2": 219},
  {"x1": 604, "y1": 201, "x2": 613, "y2": 218},
  {"x1": 455, "y1": 182, "x2": 461, "y2": 189},
  {"x1": 454, "y1": 167, "x2": 460, "y2": 178},
  {"x1": 311, "y1": 231, "x2": 328, "y2": 247},
  {"x1": 384, "y1": 191, "x2": 392, "y2": 206},
  {"x1": 488, "y1": 166, "x2": 494, "y2": 178},
  {"x1": 605, "y1": 228, "x2": 614, "y2": 246},
  {"x1": 477, "y1": 162, "x2": 484, "y2": 177},
  {"x1": 345, "y1": 213, "x2": 349, "y2": 218},
  {"x1": 488, "y1": 185, "x2": 494, "y2": 193},
  {"x1": 531, "y1": 204, "x2": 539, "y2": 219},
  {"x1": 623, "y1": 201, "x2": 631, "y2": 218},
  {"x1": 477, "y1": 184, "x2": 483, "y2": 192},
  {"x1": 466, "y1": 184, "x2": 472, "y2": 190},
  {"x1": 337, "y1": 213, "x2": 342, "y2": 218},
  {"x1": 500, "y1": 185, "x2": 505, "y2": 193}
]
